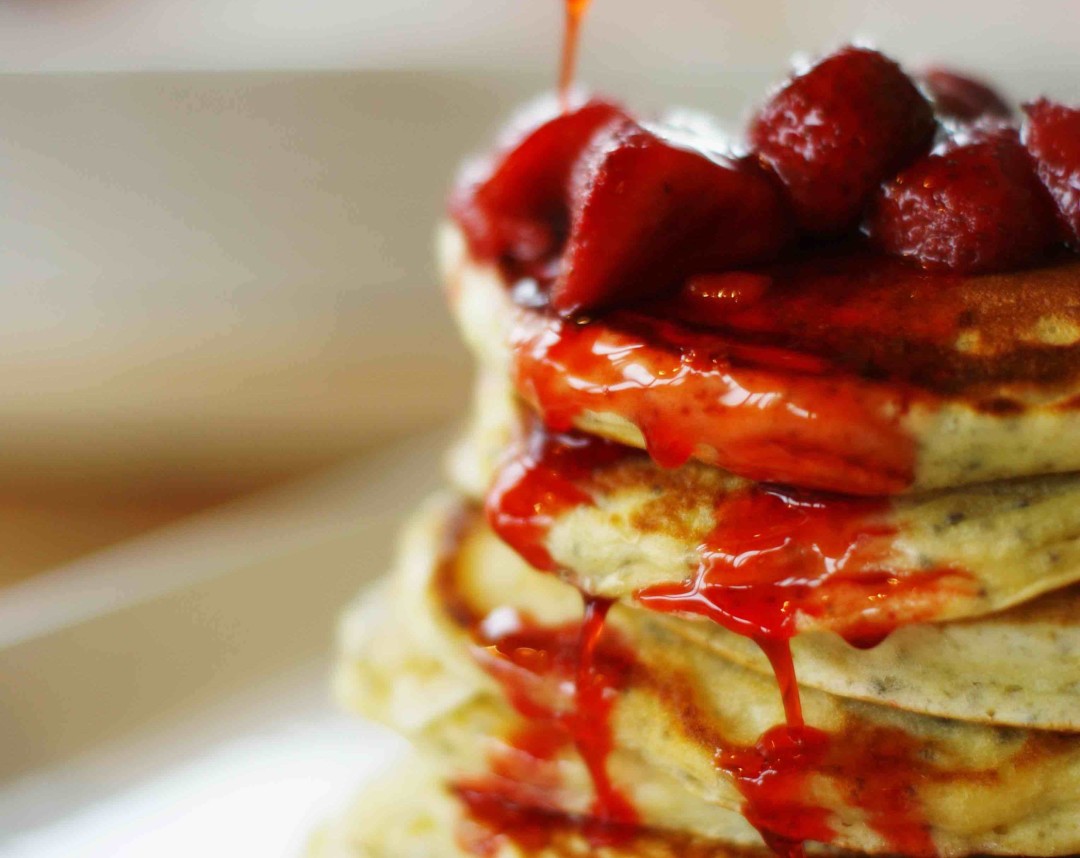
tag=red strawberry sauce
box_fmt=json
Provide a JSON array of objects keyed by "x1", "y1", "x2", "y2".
[
  {"x1": 436, "y1": 508, "x2": 640, "y2": 848},
  {"x1": 509, "y1": 291, "x2": 920, "y2": 496},
  {"x1": 481, "y1": 424, "x2": 972, "y2": 854}
]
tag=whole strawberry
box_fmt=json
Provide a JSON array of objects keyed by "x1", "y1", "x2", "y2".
[
  {"x1": 750, "y1": 46, "x2": 936, "y2": 236},
  {"x1": 867, "y1": 128, "x2": 1059, "y2": 272},
  {"x1": 1023, "y1": 99, "x2": 1080, "y2": 249}
]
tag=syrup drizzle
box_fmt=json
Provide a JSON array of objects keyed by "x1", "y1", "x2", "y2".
[
  {"x1": 453, "y1": 785, "x2": 643, "y2": 857},
  {"x1": 510, "y1": 305, "x2": 917, "y2": 496},
  {"x1": 460, "y1": 598, "x2": 640, "y2": 844},
  {"x1": 636, "y1": 485, "x2": 974, "y2": 648},
  {"x1": 559, "y1": 0, "x2": 592, "y2": 109},
  {"x1": 484, "y1": 424, "x2": 961, "y2": 855},
  {"x1": 439, "y1": 513, "x2": 640, "y2": 842},
  {"x1": 713, "y1": 720, "x2": 938, "y2": 858},
  {"x1": 635, "y1": 479, "x2": 967, "y2": 854},
  {"x1": 486, "y1": 420, "x2": 629, "y2": 572}
]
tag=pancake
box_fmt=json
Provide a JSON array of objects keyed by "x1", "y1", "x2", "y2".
[
  {"x1": 441, "y1": 224, "x2": 1080, "y2": 495},
  {"x1": 309, "y1": 758, "x2": 771, "y2": 858},
  {"x1": 335, "y1": 502, "x2": 766, "y2": 850},
  {"x1": 660, "y1": 587, "x2": 1080, "y2": 731},
  {"x1": 451, "y1": 398, "x2": 1080, "y2": 728},
  {"x1": 336, "y1": 495, "x2": 1080, "y2": 857},
  {"x1": 449, "y1": 375, "x2": 1080, "y2": 660}
]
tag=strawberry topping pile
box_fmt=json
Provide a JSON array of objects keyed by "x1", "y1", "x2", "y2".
[
  {"x1": 867, "y1": 127, "x2": 1060, "y2": 272},
  {"x1": 749, "y1": 47, "x2": 936, "y2": 237},
  {"x1": 451, "y1": 47, "x2": 1080, "y2": 315}
]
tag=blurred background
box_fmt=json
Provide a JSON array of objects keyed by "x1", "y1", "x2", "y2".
[
  {"x1": 0, "y1": 0, "x2": 1078, "y2": 585},
  {"x1": 0, "y1": 3, "x2": 1078, "y2": 854}
]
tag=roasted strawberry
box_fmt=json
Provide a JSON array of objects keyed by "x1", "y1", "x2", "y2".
[
  {"x1": 867, "y1": 128, "x2": 1059, "y2": 272},
  {"x1": 550, "y1": 120, "x2": 795, "y2": 315},
  {"x1": 1023, "y1": 98, "x2": 1080, "y2": 248},
  {"x1": 921, "y1": 68, "x2": 1011, "y2": 122},
  {"x1": 450, "y1": 98, "x2": 628, "y2": 267},
  {"x1": 750, "y1": 46, "x2": 936, "y2": 236}
]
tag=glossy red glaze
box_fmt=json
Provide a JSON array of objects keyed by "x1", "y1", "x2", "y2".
[
  {"x1": 717, "y1": 726, "x2": 833, "y2": 858},
  {"x1": 466, "y1": 594, "x2": 639, "y2": 830},
  {"x1": 486, "y1": 422, "x2": 630, "y2": 570},
  {"x1": 634, "y1": 480, "x2": 966, "y2": 852},
  {"x1": 483, "y1": 426, "x2": 969, "y2": 853},
  {"x1": 636, "y1": 484, "x2": 973, "y2": 646},
  {"x1": 716, "y1": 721, "x2": 937, "y2": 858},
  {"x1": 510, "y1": 301, "x2": 918, "y2": 495}
]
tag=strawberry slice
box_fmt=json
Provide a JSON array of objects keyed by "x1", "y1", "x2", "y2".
[
  {"x1": 750, "y1": 47, "x2": 936, "y2": 236},
  {"x1": 1023, "y1": 98, "x2": 1080, "y2": 248},
  {"x1": 867, "y1": 127, "x2": 1059, "y2": 272},
  {"x1": 551, "y1": 120, "x2": 794, "y2": 315},
  {"x1": 450, "y1": 98, "x2": 628, "y2": 270}
]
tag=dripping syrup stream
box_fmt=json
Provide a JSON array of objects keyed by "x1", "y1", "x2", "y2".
[
  {"x1": 755, "y1": 636, "x2": 803, "y2": 730},
  {"x1": 558, "y1": 0, "x2": 591, "y2": 110},
  {"x1": 575, "y1": 595, "x2": 637, "y2": 826}
]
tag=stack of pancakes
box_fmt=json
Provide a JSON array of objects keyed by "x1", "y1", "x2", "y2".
[{"x1": 314, "y1": 213, "x2": 1080, "y2": 857}]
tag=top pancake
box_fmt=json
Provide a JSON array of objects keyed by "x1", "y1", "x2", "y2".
[{"x1": 442, "y1": 224, "x2": 1080, "y2": 494}]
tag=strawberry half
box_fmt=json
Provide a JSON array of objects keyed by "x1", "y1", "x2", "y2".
[
  {"x1": 867, "y1": 127, "x2": 1059, "y2": 273},
  {"x1": 550, "y1": 120, "x2": 795, "y2": 315},
  {"x1": 750, "y1": 46, "x2": 936, "y2": 236},
  {"x1": 450, "y1": 98, "x2": 628, "y2": 269},
  {"x1": 1023, "y1": 98, "x2": 1080, "y2": 249}
]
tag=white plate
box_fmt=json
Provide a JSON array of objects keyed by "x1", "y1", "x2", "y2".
[{"x1": 0, "y1": 428, "x2": 449, "y2": 857}]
